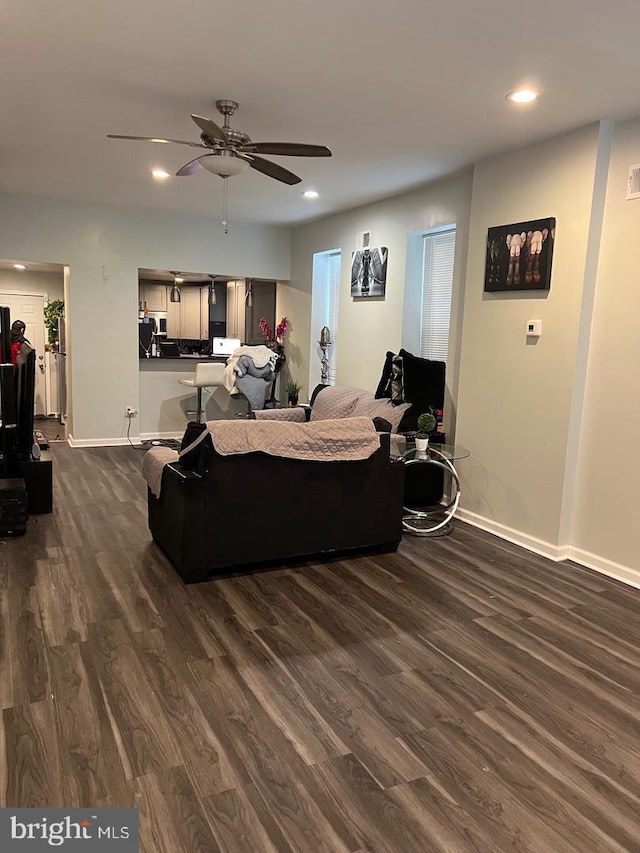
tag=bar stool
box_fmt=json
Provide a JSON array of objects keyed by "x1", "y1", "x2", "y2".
[{"x1": 179, "y1": 362, "x2": 226, "y2": 423}]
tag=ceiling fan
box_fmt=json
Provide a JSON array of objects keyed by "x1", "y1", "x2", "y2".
[{"x1": 107, "y1": 99, "x2": 332, "y2": 185}]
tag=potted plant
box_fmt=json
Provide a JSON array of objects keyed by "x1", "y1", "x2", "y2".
[
  {"x1": 414, "y1": 411, "x2": 437, "y2": 454},
  {"x1": 43, "y1": 299, "x2": 64, "y2": 349},
  {"x1": 285, "y1": 380, "x2": 302, "y2": 407}
]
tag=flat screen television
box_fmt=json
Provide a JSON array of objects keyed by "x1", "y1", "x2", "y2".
[{"x1": 15, "y1": 341, "x2": 36, "y2": 460}]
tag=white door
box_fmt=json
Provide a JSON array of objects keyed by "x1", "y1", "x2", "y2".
[{"x1": 0, "y1": 293, "x2": 47, "y2": 415}]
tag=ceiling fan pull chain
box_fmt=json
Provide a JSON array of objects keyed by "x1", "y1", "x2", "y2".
[{"x1": 221, "y1": 176, "x2": 229, "y2": 235}]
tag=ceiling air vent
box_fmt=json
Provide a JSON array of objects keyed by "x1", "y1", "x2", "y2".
[{"x1": 626, "y1": 163, "x2": 640, "y2": 200}]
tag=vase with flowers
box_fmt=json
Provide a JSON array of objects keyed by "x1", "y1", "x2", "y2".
[
  {"x1": 259, "y1": 316, "x2": 289, "y2": 372},
  {"x1": 259, "y1": 316, "x2": 288, "y2": 345}
]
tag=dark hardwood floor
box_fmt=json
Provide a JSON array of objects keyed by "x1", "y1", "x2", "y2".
[{"x1": 1, "y1": 442, "x2": 640, "y2": 851}]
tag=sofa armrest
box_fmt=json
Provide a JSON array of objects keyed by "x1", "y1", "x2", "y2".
[
  {"x1": 148, "y1": 463, "x2": 208, "y2": 583},
  {"x1": 253, "y1": 407, "x2": 307, "y2": 422}
]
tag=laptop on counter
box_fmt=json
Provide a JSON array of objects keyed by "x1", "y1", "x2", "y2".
[{"x1": 212, "y1": 337, "x2": 242, "y2": 357}]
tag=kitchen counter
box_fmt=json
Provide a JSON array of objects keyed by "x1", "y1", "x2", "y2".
[
  {"x1": 139, "y1": 355, "x2": 247, "y2": 437},
  {"x1": 139, "y1": 354, "x2": 228, "y2": 361}
]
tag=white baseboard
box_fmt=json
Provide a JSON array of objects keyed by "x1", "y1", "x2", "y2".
[
  {"x1": 67, "y1": 431, "x2": 182, "y2": 448},
  {"x1": 456, "y1": 508, "x2": 565, "y2": 561},
  {"x1": 457, "y1": 508, "x2": 639, "y2": 589},
  {"x1": 67, "y1": 434, "x2": 142, "y2": 448},
  {"x1": 140, "y1": 431, "x2": 183, "y2": 441},
  {"x1": 565, "y1": 547, "x2": 640, "y2": 590}
]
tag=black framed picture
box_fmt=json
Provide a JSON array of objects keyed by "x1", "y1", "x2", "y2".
[
  {"x1": 485, "y1": 218, "x2": 555, "y2": 292},
  {"x1": 351, "y1": 247, "x2": 388, "y2": 297}
]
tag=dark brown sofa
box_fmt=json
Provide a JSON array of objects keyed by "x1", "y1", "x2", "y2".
[{"x1": 147, "y1": 425, "x2": 405, "y2": 584}]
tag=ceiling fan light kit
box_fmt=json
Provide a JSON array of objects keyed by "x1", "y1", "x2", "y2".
[
  {"x1": 199, "y1": 151, "x2": 249, "y2": 177},
  {"x1": 108, "y1": 98, "x2": 332, "y2": 232}
]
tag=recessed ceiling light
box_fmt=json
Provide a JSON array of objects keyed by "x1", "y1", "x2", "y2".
[
  {"x1": 506, "y1": 88, "x2": 539, "y2": 104},
  {"x1": 152, "y1": 169, "x2": 171, "y2": 179},
  {"x1": 13, "y1": 264, "x2": 26, "y2": 270},
  {"x1": 302, "y1": 190, "x2": 319, "y2": 199}
]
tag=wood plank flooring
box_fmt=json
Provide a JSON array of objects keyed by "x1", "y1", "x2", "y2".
[{"x1": 1, "y1": 442, "x2": 640, "y2": 851}]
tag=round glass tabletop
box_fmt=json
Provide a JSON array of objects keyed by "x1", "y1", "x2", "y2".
[{"x1": 402, "y1": 443, "x2": 470, "y2": 462}]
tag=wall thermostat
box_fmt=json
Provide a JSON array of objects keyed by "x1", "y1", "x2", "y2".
[{"x1": 526, "y1": 319, "x2": 542, "y2": 337}]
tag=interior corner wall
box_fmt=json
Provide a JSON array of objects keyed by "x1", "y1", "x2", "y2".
[
  {"x1": 285, "y1": 169, "x2": 473, "y2": 404},
  {"x1": 570, "y1": 116, "x2": 640, "y2": 581},
  {"x1": 0, "y1": 193, "x2": 290, "y2": 443},
  {"x1": 455, "y1": 124, "x2": 602, "y2": 553}
]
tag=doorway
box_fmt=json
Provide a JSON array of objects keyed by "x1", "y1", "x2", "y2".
[
  {"x1": 0, "y1": 258, "x2": 66, "y2": 441},
  {"x1": 0, "y1": 292, "x2": 47, "y2": 414}
]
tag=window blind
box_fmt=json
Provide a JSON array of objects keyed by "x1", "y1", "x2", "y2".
[
  {"x1": 420, "y1": 229, "x2": 456, "y2": 362},
  {"x1": 327, "y1": 251, "x2": 341, "y2": 383}
]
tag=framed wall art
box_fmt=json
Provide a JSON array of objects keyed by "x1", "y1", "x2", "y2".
[
  {"x1": 485, "y1": 217, "x2": 555, "y2": 292},
  {"x1": 351, "y1": 247, "x2": 388, "y2": 297}
]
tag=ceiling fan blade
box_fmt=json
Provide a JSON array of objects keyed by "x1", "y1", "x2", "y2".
[
  {"x1": 191, "y1": 114, "x2": 227, "y2": 142},
  {"x1": 244, "y1": 154, "x2": 301, "y2": 185},
  {"x1": 245, "y1": 142, "x2": 332, "y2": 157},
  {"x1": 107, "y1": 134, "x2": 207, "y2": 149},
  {"x1": 175, "y1": 155, "x2": 210, "y2": 176}
]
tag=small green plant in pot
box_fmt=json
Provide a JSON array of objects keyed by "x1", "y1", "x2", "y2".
[
  {"x1": 415, "y1": 411, "x2": 437, "y2": 454},
  {"x1": 285, "y1": 380, "x2": 302, "y2": 407}
]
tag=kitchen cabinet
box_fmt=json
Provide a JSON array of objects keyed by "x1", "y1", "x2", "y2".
[
  {"x1": 226, "y1": 279, "x2": 276, "y2": 343},
  {"x1": 166, "y1": 297, "x2": 180, "y2": 338},
  {"x1": 140, "y1": 283, "x2": 167, "y2": 312},
  {"x1": 180, "y1": 287, "x2": 202, "y2": 340},
  {"x1": 226, "y1": 280, "x2": 245, "y2": 340},
  {"x1": 200, "y1": 286, "x2": 210, "y2": 340},
  {"x1": 245, "y1": 280, "x2": 276, "y2": 345}
]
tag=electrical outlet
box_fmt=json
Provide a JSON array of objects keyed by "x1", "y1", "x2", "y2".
[{"x1": 126, "y1": 406, "x2": 137, "y2": 417}]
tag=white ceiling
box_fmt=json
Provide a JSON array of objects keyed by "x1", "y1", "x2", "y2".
[{"x1": 2, "y1": 0, "x2": 640, "y2": 226}]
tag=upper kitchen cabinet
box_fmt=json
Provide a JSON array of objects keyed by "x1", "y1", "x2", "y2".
[
  {"x1": 227, "y1": 279, "x2": 276, "y2": 343},
  {"x1": 180, "y1": 287, "x2": 203, "y2": 340},
  {"x1": 226, "y1": 280, "x2": 244, "y2": 340},
  {"x1": 245, "y1": 280, "x2": 276, "y2": 345},
  {"x1": 140, "y1": 282, "x2": 167, "y2": 312}
]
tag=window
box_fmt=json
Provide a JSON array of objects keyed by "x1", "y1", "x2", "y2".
[
  {"x1": 420, "y1": 228, "x2": 456, "y2": 362},
  {"x1": 326, "y1": 251, "x2": 341, "y2": 382},
  {"x1": 310, "y1": 248, "x2": 341, "y2": 391}
]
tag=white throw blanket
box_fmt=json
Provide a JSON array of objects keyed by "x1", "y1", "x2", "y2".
[
  {"x1": 223, "y1": 345, "x2": 277, "y2": 394},
  {"x1": 206, "y1": 416, "x2": 380, "y2": 461},
  {"x1": 141, "y1": 416, "x2": 383, "y2": 498},
  {"x1": 141, "y1": 446, "x2": 179, "y2": 498}
]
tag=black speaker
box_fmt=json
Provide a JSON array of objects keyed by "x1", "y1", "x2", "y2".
[
  {"x1": 18, "y1": 452, "x2": 53, "y2": 514},
  {"x1": 0, "y1": 477, "x2": 28, "y2": 536}
]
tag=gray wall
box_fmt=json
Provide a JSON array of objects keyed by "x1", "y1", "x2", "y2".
[
  {"x1": 285, "y1": 121, "x2": 638, "y2": 585},
  {"x1": 0, "y1": 269, "x2": 64, "y2": 301},
  {"x1": 0, "y1": 193, "x2": 290, "y2": 444}
]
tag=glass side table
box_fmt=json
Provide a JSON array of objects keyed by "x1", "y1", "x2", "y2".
[{"x1": 401, "y1": 443, "x2": 470, "y2": 537}]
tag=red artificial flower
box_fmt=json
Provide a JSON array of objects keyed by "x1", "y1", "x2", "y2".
[
  {"x1": 276, "y1": 317, "x2": 288, "y2": 340},
  {"x1": 259, "y1": 317, "x2": 274, "y2": 341}
]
